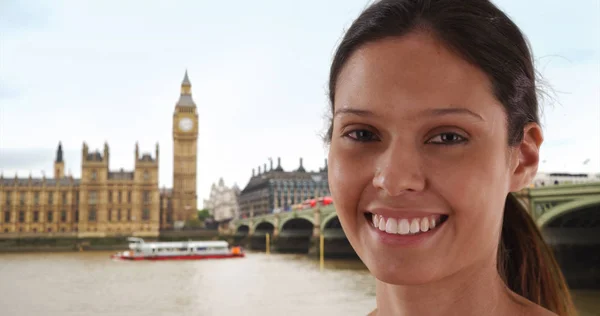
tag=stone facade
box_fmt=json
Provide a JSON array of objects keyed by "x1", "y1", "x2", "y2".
[
  {"x1": 238, "y1": 158, "x2": 330, "y2": 218},
  {"x1": 166, "y1": 70, "x2": 199, "y2": 229},
  {"x1": 203, "y1": 178, "x2": 240, "y2": 222},
  {"x1": 0, "y1": 71, "x2": 199, "y2": 237},
  {"x1": 0, "y1": 142, "x2": 160, "y2": 237}
]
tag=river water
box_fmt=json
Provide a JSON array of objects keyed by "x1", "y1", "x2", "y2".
[{"x1": 0, "y1": 251, "x2": 597, "y2": 316}]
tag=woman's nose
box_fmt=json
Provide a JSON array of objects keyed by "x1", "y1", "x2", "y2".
[{"x1": 372, "y1": 144, "x2": 426, "y2": 196}]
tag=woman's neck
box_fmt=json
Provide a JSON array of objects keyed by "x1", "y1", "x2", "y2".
[{"x1": 373, "y1": 256, "x2": 524, "y2": 316}]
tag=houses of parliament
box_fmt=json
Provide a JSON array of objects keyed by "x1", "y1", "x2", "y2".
[{"x1": 0, "y1": 72, "x2": 199, "y2": 237}]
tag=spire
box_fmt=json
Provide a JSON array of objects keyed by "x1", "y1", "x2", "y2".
[
  {"x1": 55, "y1": 142, "x2": 64, "y2": 163},
  {"x1": 104, "y1": 141, "x2": 109, "y2": 161},
  {"x1": 296, "y1": 158, "x2": 306, "y2": 173},
  {"x1": 275, "y1": 157, "x2": 284, "y2": 172},
  {"x1": 182, "y1": 69, "x2": 191, "y2": 86},
  {"x1": 176, "y1": 70, "x2": 196, "y2": 108},
  {"x1": 155, "y1": 143, "x2": 159, "y2": 162}
]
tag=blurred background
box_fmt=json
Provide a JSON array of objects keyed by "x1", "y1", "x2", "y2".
[{"x1": 0, "y1": 0, "x2": 598, "y2": 315}]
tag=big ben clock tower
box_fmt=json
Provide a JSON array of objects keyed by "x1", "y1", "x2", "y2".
[{"x1": 172, "y1": 70, "x2": 198, "y2": 223}]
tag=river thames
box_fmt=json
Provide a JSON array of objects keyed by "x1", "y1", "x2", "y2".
[{"x1": 0, "y1": 251, "x2": 597, "y2": 316}]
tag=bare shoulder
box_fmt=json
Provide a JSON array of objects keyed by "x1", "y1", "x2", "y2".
[
  {"x1": 522, "y1": 303, "x2": 559, "y2": 316},
  {"x1": 507, "y1": 290, "x2": 558, "y2": 316}
]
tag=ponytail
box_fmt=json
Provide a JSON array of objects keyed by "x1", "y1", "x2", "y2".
[{"x1": 498, "y1": 193, "x2": 578, "y2": 316}]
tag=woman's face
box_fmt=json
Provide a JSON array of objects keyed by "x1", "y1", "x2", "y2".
[{"x1": 328, "y1": 32, "x2": 526, "y2": 285}]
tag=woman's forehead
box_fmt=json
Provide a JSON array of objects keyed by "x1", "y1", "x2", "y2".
[{"x1": 334, "y1": 33, "x2": 498, "y2": 120}]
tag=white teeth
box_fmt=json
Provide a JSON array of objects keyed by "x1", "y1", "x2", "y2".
[
  {"x1": 371, "y1": 214, "x2": 443, "y2": 236},
  {"x1": 398, "y1": 219, "x2": 410, "y2": 235},
  {"x1": 420, "y1": 217, "x2": 429, "y2": 232},
  {"x1": 410, "y1": 219, "x2": 420, "y2": 233},
  {"x1": 385, "y1": 218, "x2": 398, "y2": 234},
  {"x1": 378, "y1": 216, "x2": 386, "y2": 231}
]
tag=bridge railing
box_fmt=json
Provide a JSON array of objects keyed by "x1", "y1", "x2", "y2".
[
  {"x1": 278, "y1": 230, "x2": 314, "y2": 237},
  {"x1": 322, "y1": 229, "x2": 346, "y2": 239}
]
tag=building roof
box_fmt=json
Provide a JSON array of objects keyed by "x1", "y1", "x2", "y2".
[
  {"x1": 176, "y1": 70, "x2": 196, "y2": 107},
  {"x1": 108, "y1": 171, "x2": 134, "y2": 180},
  {"x1": 86, "y1": 151, "x2": 103, "y2": 162},
  {"x1": 0, "y1": 177, "x2": 80, "y2": 187},
  {"x1": 182, "y1": 70, "x2": 191, "y2": 85},
  {"x1": 139, "y1": 154, "x2": 156, "y2": 162},
  {"x1": 240, "y1": 157, "x2": 329, "y2": 194},
  {"x1": 240, "y1": 170, "x2": 326, "y2": 194},
  {"x1": 176, "y1": 94, "x2": 196, "y2": 107}
]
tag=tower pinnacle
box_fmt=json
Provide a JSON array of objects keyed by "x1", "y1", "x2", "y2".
[
  {"x1": 176, "y1": 70, "x2": 196, "y2": 107},
  {"x1": 55, "y1": 142, "x2": 64, "y2": 163}
]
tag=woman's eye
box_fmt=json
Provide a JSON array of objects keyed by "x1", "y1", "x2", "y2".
[
  {"x1": 344, "y1": 130, "x2": 379, "y2": 142},
  {"x1": 427, "y1": 132, "x2": 467, "y2": 145}
]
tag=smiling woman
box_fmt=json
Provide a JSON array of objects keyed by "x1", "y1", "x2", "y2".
[{"x1": 325, "y1": 0, "x2": 577, "y2": 316}]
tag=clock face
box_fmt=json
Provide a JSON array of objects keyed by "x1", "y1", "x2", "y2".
[{"x1": 179, "y1": 118, "x2": 193, "y2": 132}]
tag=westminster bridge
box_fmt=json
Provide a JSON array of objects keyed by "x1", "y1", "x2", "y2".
[{"x1": 231, "y1": 182, "x2": 600, "y2": 288}]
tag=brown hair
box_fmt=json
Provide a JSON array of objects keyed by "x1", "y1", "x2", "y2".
[{"x1": 326, "y1": 0, "x2": 576, "y2": 314}]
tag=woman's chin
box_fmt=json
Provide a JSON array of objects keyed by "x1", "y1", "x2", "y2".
[{"x1": 367, "y1": 261, "x2": 441, "y2": 286}]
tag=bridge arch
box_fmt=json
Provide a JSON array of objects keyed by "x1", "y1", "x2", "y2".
[
  {"x1": 537, "y1": 196, "x2": 600, "y2": 229},
  {"x1": 254, "y1": 221, "x2": 275, "y2": 234},
  {"x1": 253, "y1": 219, "x2": 276, "y2": 232},
  {"x1": 236, "y1": 225, "x2": 250, "y2": 235},
  {"x1": 321, "y1": 212, "x2": 342, "y2": 230},
  {"x1": 279, "y1": 215, "x2": 315, "y2": 232}
]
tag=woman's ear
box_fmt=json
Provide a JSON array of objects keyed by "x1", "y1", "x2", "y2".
[{"x1": 509, "y1": 123, "x2": 543, "y2": 192}]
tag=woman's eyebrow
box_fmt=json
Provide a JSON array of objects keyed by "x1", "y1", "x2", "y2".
[
  {"x1": 421, "y1": 107, "x2": 485, "y2": 121},
  {"x1": 333, "y1": 106, "x2": 484, "y2": 121},
  {"x1": 333, "y1": 108, "x2": 376, "y2": 118}
]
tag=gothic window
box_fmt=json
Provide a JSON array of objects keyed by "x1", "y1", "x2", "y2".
[
  {"x1": 20, "y1": 192, "x2": 25, "y2": 206},
  {"x1": 47, "y1": 211, "x2": 53, "y2": 223},
  {"x1": 33, "y1": 211, "x2": 39, "y2": 222},
  {"x1": 88, "y1": 208, "x2": 97, "y2": 222},
  {"x1": 5, "y1": 191, "x2": 10, "y2": 205},
  {"x1": 48, "y1": 192, "x2": 53, "y2": 204},
  {"x1": 143, "y1": 191, "x2": 151, "y2": 204},
  {"x1": 34, "y1": 192, "x2": 39, "y2": 205},
  {"x1": 4, "y1": 211, "x2": 10, "y2": 223},
  {"x1": 142, "y1": 208, "x2": 150, "y2": 221},
  {"x1": 61, "y1": 211, "x2": 67, "y2": 223},
  {"x1": 88, "y1": 191, "x2": 97, "y2": 205},
  {"x1": 91, "y1": 170, "x2": 97, "y2": 180}
]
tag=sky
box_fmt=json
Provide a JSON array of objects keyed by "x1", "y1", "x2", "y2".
[{"x1": 1, "y1": 0, "x2": 599, "y2": 209}]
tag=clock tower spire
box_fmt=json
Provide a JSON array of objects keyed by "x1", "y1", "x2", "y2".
[{"x1": 172, "y1": 70, "x2": 199, "y2": 226}]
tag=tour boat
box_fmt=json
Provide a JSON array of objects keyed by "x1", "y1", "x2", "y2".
[{"x1": 110, "y1": 237, "x2": 245, "y2": 261}]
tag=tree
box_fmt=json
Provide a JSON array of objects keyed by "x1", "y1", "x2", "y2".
[{"x1": 197, "y1": 209, "x2": 211, "y2": 220}]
